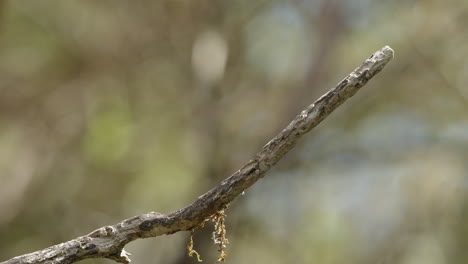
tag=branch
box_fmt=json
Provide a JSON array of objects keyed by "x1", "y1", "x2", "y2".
[{"x1": 1, "y1": 46, "x2": 394, "y2": 264}]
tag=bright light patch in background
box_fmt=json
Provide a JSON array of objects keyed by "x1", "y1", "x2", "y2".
[
  {"x1": 191, "y1": 30, "x2": 228, "y2": 85},
  {"x1": 245, "y1": 5, "x2": 313, "y2": 82}
]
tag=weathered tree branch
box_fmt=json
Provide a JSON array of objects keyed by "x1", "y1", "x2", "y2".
[{"x1": 1, "y1": 46, "x2": 394, "y2": 264}]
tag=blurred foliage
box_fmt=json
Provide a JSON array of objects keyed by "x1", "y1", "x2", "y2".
[{"x1": 1, "y1": 0, "x2": 468, "y2": 264}]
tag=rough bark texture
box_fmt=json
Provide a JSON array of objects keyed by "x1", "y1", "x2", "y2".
[{"x1": 1, "y1": 46, "x2": 394, "y2": 264}]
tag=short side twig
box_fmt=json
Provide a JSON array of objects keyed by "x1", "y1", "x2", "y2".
[{"x1": 1, "y1": 46, "x2": 394, "y2": 264}]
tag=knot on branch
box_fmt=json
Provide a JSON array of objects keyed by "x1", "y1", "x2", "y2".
[{"x1": 89, "y1": 226, "x2": 116, "y2": 238}]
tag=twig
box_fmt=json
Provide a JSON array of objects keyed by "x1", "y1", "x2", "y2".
[{"x1": 1, "y1": 46, "x2": 394, "y2": 264}]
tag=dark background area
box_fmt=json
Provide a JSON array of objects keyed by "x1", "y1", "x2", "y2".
[{"x1": 1, "y1": 1, "x2": 468, "y2": 263}]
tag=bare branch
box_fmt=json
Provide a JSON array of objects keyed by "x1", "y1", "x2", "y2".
[{"x1": 1, "y1": 46, "x2": 394, "y2": 264}]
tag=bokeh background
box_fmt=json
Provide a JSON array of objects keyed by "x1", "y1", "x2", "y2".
[{"x1": 1, "y1": 0, "x2": 468, "y2": 263}]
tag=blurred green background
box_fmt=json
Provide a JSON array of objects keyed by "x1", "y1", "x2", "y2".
[{"x1": 1, "y1": 0, "x2": 468, "y2": 263}]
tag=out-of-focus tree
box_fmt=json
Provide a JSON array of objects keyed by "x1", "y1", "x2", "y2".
[{"x1": 1, "y1": 1, "x2": 468, "y2": 264}]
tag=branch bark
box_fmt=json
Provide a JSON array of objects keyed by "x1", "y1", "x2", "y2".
[{"x1": 1, "y1": 46, "x2": 394, "y2": 264}]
